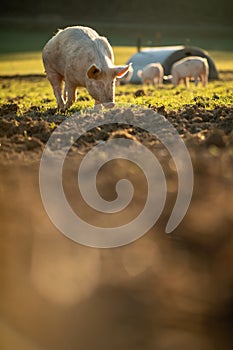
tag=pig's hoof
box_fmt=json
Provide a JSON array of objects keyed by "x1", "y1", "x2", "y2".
[
  {"x1": 94, "y1": 104, "x2": 103, "y2": 111},
  {"x1": 103, "y1": 102, "x2": 115, "y2": 109},
  {"x1": 59, "y1": 107, "x2": 66, "y2": 113}
]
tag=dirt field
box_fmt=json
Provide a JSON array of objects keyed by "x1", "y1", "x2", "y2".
[{"x1": 0, "y1": 87, "x2": 233, "y2": 349}]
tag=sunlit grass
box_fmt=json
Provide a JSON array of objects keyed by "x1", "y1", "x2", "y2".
[
  {"x1": 113, "y1": 46, "x2": 137, "y2": 65},
  {"x1": 0, "y1": 77, "x2": 95, "y2": 112},
  {"x1": 0, "y1": 47, "x2": 232, "y2": 76},
  {"x1": 0, "y1": 52, "x2": 44, "y2": 75},
  {"x1": 209, "y1": 51, "x2": 233, "y2": 71},
  {"x1": 0, "y1": 46, "x2": 232, "y2": 114},
  {"x1": 116, "y1": 81, "x2": 233, "y2": 109},
  {"x1": 0, "y1": 47, "x2": 137, "y2": 75},
  {"x1": 0, "y1": 75, "x2": 232, "y2": 115}
]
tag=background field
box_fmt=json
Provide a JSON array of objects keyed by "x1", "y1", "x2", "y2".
[
  {"x1": 0, "y1": 19, "x2": 232, "y2": 75},
  {"x1": 1, "y1": 48, "x2": 233, "y2": 76},
  {"x1": 1, "y1": 21, "x2": 232, "y2": 111}
]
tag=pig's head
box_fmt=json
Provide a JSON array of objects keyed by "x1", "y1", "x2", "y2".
[{"x1": 85, "y1": 63, "x2": 130, "y2": 107}]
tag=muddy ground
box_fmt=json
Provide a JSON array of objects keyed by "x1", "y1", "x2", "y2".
[{"x1": 0, "y1": 85, "x2": 233, "y2": 349}]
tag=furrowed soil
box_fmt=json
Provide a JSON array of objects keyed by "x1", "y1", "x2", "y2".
[{"x1": 0, "y1": 77, "x2": 233, "y2": 350}]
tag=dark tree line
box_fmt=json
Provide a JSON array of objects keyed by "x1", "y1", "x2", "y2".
[{"x1": 1, "y1": 0, "x2": 232, "y2": 24}]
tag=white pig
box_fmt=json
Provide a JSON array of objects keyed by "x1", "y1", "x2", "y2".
[
  {"x1": 42, "y1": 26, "x2": 130, "y2": 109},
  {"x1": 171, "y1": 56, "x2": 209, "y2": 88},
  {"x1": 137, "y1": 63, "x2": 164, "y2": 86}
]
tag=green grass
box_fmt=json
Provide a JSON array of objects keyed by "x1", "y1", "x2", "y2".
[
  {"x1": 0, "y1": 47, "x2": 138, "y2": 76},
  {"x1": 117, "y1": 82, "x2": 233, "y2": 109},
  {"x1": 0, "y1": 47, "x2": 233, "y2": 76},
  {"x1": 207, "y1": 51, "x2": 233, "y2": 71},
  {"x1": 0, "y1": 22, "x2": 232, "y2": 75},
  {"x1": 0, "y1": 52, "x2": 44, "y2": 75},
  {"x1": 0, "y1": 40, "x2": 232, "y2": 114},
  {"x1": 0, "y1": 76, "x2": 232, "y2": 115},
  {"x1": 0, "y1": 22, "x2": 233, "y2": 50}
]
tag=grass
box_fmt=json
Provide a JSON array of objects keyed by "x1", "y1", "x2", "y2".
[
  {"x1": 0, "y1": 33, "x2": 232, "y2": 113},
  {"x1": 0, "y1": 47, "x2": 233, "y2": 76},
  {"x1": 0, "y1": 21, "x2": 233, "y2": 50},
  {"x1": 0, "y1": 22, "x2": 232, "y2": 75},
  {"x1": 0, "y1": 47, "x2": 138, "y2": 76},
  {"x1": 0, "y1": 76, "x2": 232, "y2": 114},
  {"x1": 117, "y1": 82, "x2": 233, "y2": 109},
  {"x1": 0, "y1": 52, "x2": 44, "y2": 75}
]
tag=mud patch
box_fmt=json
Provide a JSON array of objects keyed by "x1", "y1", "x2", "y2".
[{"x1": 0, "y1": 103, "x2": 233, "y2": 161}]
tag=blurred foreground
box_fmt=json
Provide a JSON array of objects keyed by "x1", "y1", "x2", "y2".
[{"x1": 0, "y1": 141, "x2": 233, "y2": 349}]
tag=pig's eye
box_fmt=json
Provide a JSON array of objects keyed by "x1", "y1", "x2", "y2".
[{"x1": 87, "y1": 64, "x2": 101, "y2": 79}]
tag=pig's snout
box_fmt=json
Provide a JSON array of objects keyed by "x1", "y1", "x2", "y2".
[{"x1": 94, "y1": 101, "x2": 115, "y2": 110}]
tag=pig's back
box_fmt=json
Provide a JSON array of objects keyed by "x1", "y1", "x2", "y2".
[
  {"x1": 42, "y1": 26, "x2": 113, "y2": 76},
  {"x1": 45, "y1": 26, "x2": 99, "y2": 49}
]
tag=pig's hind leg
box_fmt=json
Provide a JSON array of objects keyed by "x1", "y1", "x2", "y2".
[
  {"x1": 47, "y1": 71, "x2": 65, "y2": 110},
  {"x1": 64, "y1": 81, "x2": 77, "y2": 109}
]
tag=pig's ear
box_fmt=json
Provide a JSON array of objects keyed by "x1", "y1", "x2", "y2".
[
  {"x1": 87, "y1": 64, "x2": 101, "y2": 79},
  {"x1": 114, "y1": 64, "x2": 131, "y2": 79}
]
